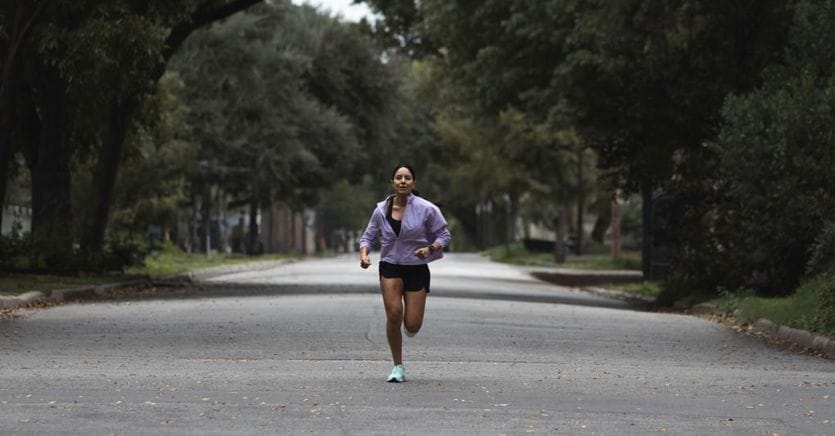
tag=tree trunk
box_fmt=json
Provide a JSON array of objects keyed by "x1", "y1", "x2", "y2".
[
  {"x1": 591, "y1": 198, "x2": 611, "y2": 243},
  {"x1": 576, "y1": 146, "x2": 585, "y2": 255},
  {"x1": 81, "y1": 100, "x2": 137, "y2": 252},
  {"x1": 610, "y1": 193, "x2": 621, "y2": 258},
  {"x1": 247, "y1": 199, "x2": 259, "y2": 255},
  {"x1": 504, "y1": 194, "x2": 516, "y2": 254},
  {"x1": 641, "y1": 180, "x2": 654, "y2": 279},
  {"x1": 0, "y1": 2, "x2": 46, "y2": 234},
  {"x1": 201, "y1": 180, "x2": 212, "y2": 254},
  {"x1": 554, "y1": 205, "x2": 567, "y2": 264},
  {"x1": 30, "y1": 66, "x2": 73, "y2": 263},
  {"x1": 0, "y1": 84, "x2": 12, "y2": 230}
]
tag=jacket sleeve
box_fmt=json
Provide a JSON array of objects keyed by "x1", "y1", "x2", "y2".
[
  {"x1": 359, "y1": 208, "x2": 382, "y2": 250},
  {"x1": 427, "y1": 206, "x2": 452, "y2": 248}
]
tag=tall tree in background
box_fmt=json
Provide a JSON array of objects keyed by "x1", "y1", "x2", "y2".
[
  {"x1": 551, "y1": 0, "x2": 793, "y2": 277},
  {"x1": 0, "y1": 1, "x2": 44, "y2": 231},
  {"x1": 1, "y1": 1, "x2": 262, "y2": 267},
  {"x1": 172, "y1": 2, "x2": 397, "y2": 253},
  {"x1": 80, "y1": 0, "x2": 263, "y2": 254}
]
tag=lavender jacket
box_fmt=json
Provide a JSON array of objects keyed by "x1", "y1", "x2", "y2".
[{"x1": 359, "y1": 194, "x2": 452, "y2": 265}]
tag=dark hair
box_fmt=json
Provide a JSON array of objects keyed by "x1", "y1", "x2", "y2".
[
  {"x1": 390, "y1": 164, "x2": 420, "y2": 197},
  {"x1": 390, "y1": 164, "x2": 416, "y2": 181}
]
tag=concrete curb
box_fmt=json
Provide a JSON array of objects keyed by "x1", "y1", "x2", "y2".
[
  {"x1": 0, "y1": 259, "x2": 291, "y2": 312},
  {"x1": 0, "y1": 291, "x2": 47, "y2": 309},
  {"x1": 581, "y1": 285, "x2": 656, "y2": 305},
  {"x1": 530, "y1": 269, "x2": 643, "y2": 288},
  {"x1": 0, "y1": 279, "x2": 172, "y2": 312},
  {"x1": 690, "y1": 303, "x2": 835, "y2": 360}
]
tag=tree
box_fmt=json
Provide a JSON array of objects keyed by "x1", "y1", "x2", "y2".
[
  {"x1": 706, "y1": 0, "x2": 835, "y2": 294},
  {"x1": 0, "y1": 1, "x2": 45, "y2": 231},
  {"x1": 172, "y1": 2, "x2": 398, "y2": 253},
  {"x1": 0, "y1": 0, "x2": 263, "y2": 268},
  {"x1": 80, "y1": 0, "x2": 263, "y2": 253},
  {"x1": 359, "y1": 0, "x2": 437, "y2": 59}
]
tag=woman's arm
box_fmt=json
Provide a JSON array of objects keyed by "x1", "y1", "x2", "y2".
[
  {"x1": 359, "y1": 209, "x2": 381, "y2": 268},
  {"x1": 427, "y1": 206, "x2": 452, "y2": 250}
]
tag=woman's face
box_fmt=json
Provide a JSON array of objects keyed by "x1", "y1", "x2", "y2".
[{"x1": 391, "y1": 167, "x2": 415, "y2": 195}]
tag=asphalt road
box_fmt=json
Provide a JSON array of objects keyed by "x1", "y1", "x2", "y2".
[{"x1": 1, "y1": 253, "x2": 832, "y2": 435}]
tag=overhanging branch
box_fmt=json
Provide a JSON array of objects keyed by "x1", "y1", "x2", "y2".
[{"x1": 162, "y1": 0, "x2": 263, "y2": 61}]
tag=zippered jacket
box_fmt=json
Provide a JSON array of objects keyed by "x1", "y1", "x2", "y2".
[{"x1": 359, "y1": 194, "x2": 452, "y2": 265}]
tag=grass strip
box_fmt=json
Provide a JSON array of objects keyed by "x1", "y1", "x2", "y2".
[
  {"x1": 484, "y1": 243, "x2": 641, "y2": 270},
  {"x1": 599, "y1": 281, "x2": 662, "y2": 298},
  {"x1": 1, "y1": 243, "x2": 298, "y2": 295},
  {"x1": 711, "y1": 273, "x2": 835, "y2": 338}
]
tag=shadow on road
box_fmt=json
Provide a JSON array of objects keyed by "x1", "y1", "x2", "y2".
[{"x1": 90, "y1": 280, "x2": 650, "y2": 312}]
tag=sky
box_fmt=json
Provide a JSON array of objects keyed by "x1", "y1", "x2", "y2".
[{"x1": 291, "y1": 0, "x2": 378, "y2": 23}]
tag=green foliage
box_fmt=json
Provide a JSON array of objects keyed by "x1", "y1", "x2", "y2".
[
  {"x1": 171, "y1": 3, "x2": 396, "y2": 210},
  {"x1": 484, "y1": 242, "x2": 641, "y2": 270},
  {"x1": 563, "y1": 252, "x2": 642, "y2": 271},
  {"x1": 706, "y1": 1, "x2": 835, "y2": 294},
  {"x1": 129, "y1": 240, "x2": 294, "y2": 278},
  {"x1": 316, "y1": 178, "x2": 377, "y2": 232},
  {"x1": 361, "y1": 0, "x2": 437, "y2": 58},
  {"x1": 714, "y1": 274, "x2": 835, "y2": 338},
  {"x1": 1, "y1": 0, "x2": 261, "y2": 268},
  {"x1": 603, "y1": 281, "x2": 662, "y2": 297},
  {"x1": 552, "y1": 0, "x2": 792, "y2": 191},
  {"x1": 0, "y1": 224, "x2": 35, "y2": 271},
  {"x1": 806, "y1": 221, "x2": 835, "y2": 276},
  {"x1": 0, "y1": 228, "x2": 146, "y2": 274},
  {"x1": 112, "y1": 72, "x2": 198, "y2": 237}
]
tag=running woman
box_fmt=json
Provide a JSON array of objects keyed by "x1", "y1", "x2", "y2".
[{"x1": 359, "y1": 164, "x2": 452, "y2": 382}]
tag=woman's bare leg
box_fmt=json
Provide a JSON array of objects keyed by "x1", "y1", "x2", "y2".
[
  {"x1": 403, "y1": 289, "x2": 427, "y2": 334},
  {"x1": 380, "y1": 277, "x2": 405, "y2": 364}
]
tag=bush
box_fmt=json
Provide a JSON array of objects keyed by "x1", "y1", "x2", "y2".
[
  {"x1": 0, "y1": 228, "x2": 148, "y2": 274},
  {"x1": 806, "y1": 221, "x2": 835, "y2": 276},
  {"x1": 0, "y1": 224, "x2": 36, "y2": 272},
  {"x1": 728, "y1": 273, "x2": 835, "y2": 338},
  {"x1": 659, "y1": 2, "x2": 835, "y2": 297}
]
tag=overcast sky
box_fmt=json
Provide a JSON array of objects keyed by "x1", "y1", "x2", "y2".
[{"x1": 292, "y1": 0, "x2": 378, "y2": 22}]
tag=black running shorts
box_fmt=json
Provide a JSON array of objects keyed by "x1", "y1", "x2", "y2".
[{"x1": 379, "y1": 261, "x2": 430, "y2": 293}]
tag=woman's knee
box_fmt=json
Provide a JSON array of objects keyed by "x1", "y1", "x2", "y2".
[
  {"x1": 403, "y1": 318, "x2": 422, "y2": 333},
  {"x1": 385, "y1": 305, "x2": 403, "y2": 324}
]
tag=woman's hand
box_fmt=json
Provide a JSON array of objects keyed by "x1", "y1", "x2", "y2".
[
  {"x1": 413, "y1": 246, "x2": 432, "y2": 259},
  {"x1": 360, "y1": 255, "x2": 372, "y2": 269}
]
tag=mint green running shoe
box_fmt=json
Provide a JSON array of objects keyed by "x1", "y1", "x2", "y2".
[{"x1": 387, "y1": 364, "x2": 405, "y2": 383}]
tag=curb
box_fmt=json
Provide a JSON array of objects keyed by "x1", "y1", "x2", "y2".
[
  {"x1": 0, "y1": 260, "x2": 291, "y2": 312},
  {"x1": 0, "y1": 278, "x2": 184, "y2": 312},
  {"x1": 690, "y1": 303, "x2": 835, "y2": 360},
  {"x1": 582, "y1": 285, "x2": 656, "y2": 306},
  {"x1": 530, "y1": 269, "x2": 643, "y2": 288}
]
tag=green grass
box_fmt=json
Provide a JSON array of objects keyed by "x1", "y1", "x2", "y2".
[
  {"x1": 711, "y1": 273, "x2": 835, "y2": 338},
  {"x1": 0, "y1": 243, "x2": 298, "y2": 296},
  {"x1": 128, "y1": 243, "x2": 296, "y2": 278},
  {"x1": 600, "y1": 281, "x2": 663, "y2": 297},
  {"x1": 484, "y1": 243, "x2": 641, "y2": 270},
  {"x1": 562, "y1": 252, "x2": 641, "y2": 271}
]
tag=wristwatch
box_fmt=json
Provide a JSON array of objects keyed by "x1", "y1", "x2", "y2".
[{"x1": 427, "y1": 245, "x2": 435, "y2": 254}]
